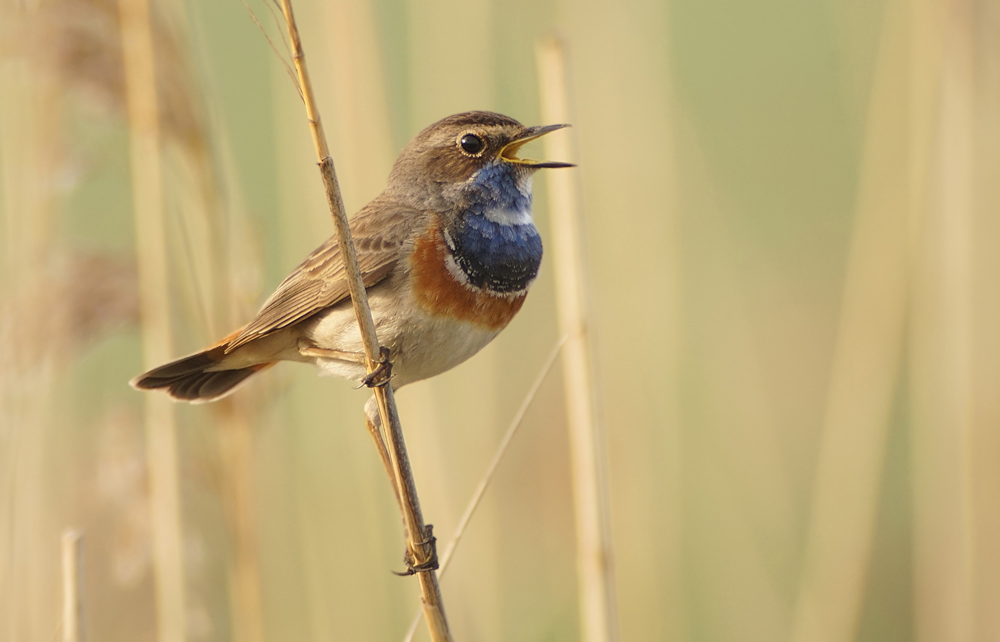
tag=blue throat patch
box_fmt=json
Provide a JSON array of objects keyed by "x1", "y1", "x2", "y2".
[{"x1": 448, "y1": 163, "x2": 543, "y2": 294}]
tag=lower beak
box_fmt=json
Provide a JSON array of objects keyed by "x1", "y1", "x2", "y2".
[{"x1": 500, "y1": 124, "x2": 575, "y2": 168}]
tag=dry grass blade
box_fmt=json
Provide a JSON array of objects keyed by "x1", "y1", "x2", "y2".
[
  {"x1": 403, "y1": 336, "x2": 566, "y2": 642},
  {"x1": 276, "y1": 2, "x2": 451, "y2": 639},
  {"x1": 536, "y1": 36, "x2": 620, "y2": 642},
  {"x1": 239, "y1": 0, "x2": 300, "y2": 99},
  {"x1": 436, "y1": 337, "x2": 566, "y2": 575}
]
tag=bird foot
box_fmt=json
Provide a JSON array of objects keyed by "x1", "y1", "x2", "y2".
[
  {"x1": 360, "y1": 346, "x2": 393, "y2": 388},
  {"x1": 392, "y1": 525, "x2": 438, "y2": 576}
]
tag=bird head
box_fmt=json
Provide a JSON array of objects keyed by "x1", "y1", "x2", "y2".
[{"x1": 386, "y1": 111, "x2": 572, "y2": 208}]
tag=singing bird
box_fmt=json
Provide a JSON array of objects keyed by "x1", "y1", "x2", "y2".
[{"x1": 131, "y1": 111, "x2": 572, "y2": 419}]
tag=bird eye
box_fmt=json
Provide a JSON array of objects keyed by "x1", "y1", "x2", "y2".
[{"x1": 459, "y1": 133, "x2": 485, "y2": 156}]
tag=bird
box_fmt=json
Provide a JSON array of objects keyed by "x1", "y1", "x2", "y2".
[{"x1": 130, "y1": 111, "x2": 572, "y2": 421}]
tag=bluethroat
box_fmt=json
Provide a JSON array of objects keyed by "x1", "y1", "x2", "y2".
[{"x1": 131, "y1": 111, "x2": 572, "y2": 419}]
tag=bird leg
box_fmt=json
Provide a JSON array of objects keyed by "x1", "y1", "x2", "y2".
[
  {"x1": 297, "y1": 340, "x2": 392, "y2": 387},
  {"x1": 297, "y1": 339, "x2": 366, "y2": 363}
]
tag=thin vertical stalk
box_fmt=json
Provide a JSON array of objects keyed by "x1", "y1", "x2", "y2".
[
  {"x1": 789, "y1": 3, "x2": 912, "y2": 641},
  {"x1": 118, "y1": 0, "x2": 186, "y2": 639},
  {"x1": 61, "y1": 531, "x2": 84, "y2": 642},
  {"x1": 536, "y1": 37, "x2": 620, "y2": 642},
  {"x1": 277, "y1": 3, "x2": 451, "y2": 640}
]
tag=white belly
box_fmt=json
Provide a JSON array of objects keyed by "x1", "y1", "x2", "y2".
[{"x1": 299, "y1": 285, "x2": 501, "y2": 387}]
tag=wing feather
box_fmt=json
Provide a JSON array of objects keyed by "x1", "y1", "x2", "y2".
[{"x1": 226, "y1": 199, "x2": 423, "y2": 352}]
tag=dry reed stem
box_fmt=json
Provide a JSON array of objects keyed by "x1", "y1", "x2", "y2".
[
  {"x1": 788, "y1": 4, "x2": 912, "y2": 641},
  {"x1": 366, "y1": 416, "x2": 401, "y2": 507},
  {"x1": 117, "y1": 0, "x2": 186, "y2": 639},
  {"x1": 536, "y1": 37, "x2": 620, "y2": 642},
  {"x1": 61, "y1": 531, "x2": 84, "y2": 642},
  {"x1": 403, "y1": 337, "x2": 566, "y2": 642},
  {"x1": 277, "y1": 2, "x2": 451, "y2": 640}
]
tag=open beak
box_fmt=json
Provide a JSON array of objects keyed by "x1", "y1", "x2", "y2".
[{"x1": 500, "y1": 123, "x2": 575, "y2": 168}]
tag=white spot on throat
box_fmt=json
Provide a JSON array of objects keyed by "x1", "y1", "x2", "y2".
[
  {"x1": 443, "y1": 251, "x2": 471, "y2": 287},
  {"x1": 483, "y1": 205, "x2": 533, "y2": 226}
]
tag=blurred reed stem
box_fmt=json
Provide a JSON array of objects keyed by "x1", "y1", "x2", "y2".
[
  {"x1": 536, "y1": 37, "x2": 620, "y2": 642},
  {"x1": 162, "y1": 4, "x2": 267, "y2": 639},
  {"x1": 118, "y1": 0, "x2": 186, "y2": 639},
  {"x1": 789, "y1": 2, "x2": 912, "y2": 640},
  {"x1": 909, "y1": 1, "x2": 975, "y2": 640},
  {"x1": 215, "y1": 403, "x2": 266, "y2": 642},
  {"x1": 61, "y1": 531, "x2": 84, "y2": 642},
  {"x1": 967, "y1": 10, "x2": 1000, "y2": 636},
  {"x1": 434, "y1": 337, "x2": 566, "y2": 576},
  {"x1": 321, "y1": 0, "x2": 395, "y2": 211},
  {"x1": 277, "y1": 2, "x2": 451, "y2": 639},
  {"x1": 0, "y1": 27, "x2": 62, "y2": 639}
]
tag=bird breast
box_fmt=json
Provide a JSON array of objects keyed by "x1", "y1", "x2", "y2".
[{"x1": 410, "y1": 218, "x2": 530, "y2": 331}]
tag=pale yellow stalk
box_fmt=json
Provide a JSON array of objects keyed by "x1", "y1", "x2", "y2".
[
  {"x1": 963, "y1": 8, "x2": 1000, "y2": 639},
  {"x1": 61, "y1": 531, "x2": 84, "y2": 642},
  {"x1": 536, "y1": 37, "x2": 620, "y2": 642},
  {"x1": 789, "y1": 2, "x2": 918, "y2": 640},
  {"x1": 909, "y1": 1, "x2": 975, "y2": 640},
  {"x1": 0, "y1": 21, "x2": 63, "y2": 638},
  {"x1": 160, "y1": 4, "x2": 266, "y2": 639},
  {"x1": 964, "y1": 19, "x2": 1000, "y2": 638},
  {"x1": 118, "y1": 0, "x2": 186, "y2": 639}
]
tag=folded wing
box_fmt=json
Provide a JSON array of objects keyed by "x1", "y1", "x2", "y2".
[{"x1": 226, "y1": 199, "x2": 424, "y2": 352}]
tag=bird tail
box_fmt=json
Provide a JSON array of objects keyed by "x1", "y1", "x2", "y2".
[{"x1": 130, "y1": 328, "x2": 275, "y2": 403}]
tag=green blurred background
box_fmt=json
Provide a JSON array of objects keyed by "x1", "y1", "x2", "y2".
[{"x1": 2, "y1": 0, "x2": 998, "y2": 640}]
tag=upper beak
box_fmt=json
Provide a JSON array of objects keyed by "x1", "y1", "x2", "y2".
[{"x1": 500, "y1": 123, "x2": 575, "y2": 168}]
